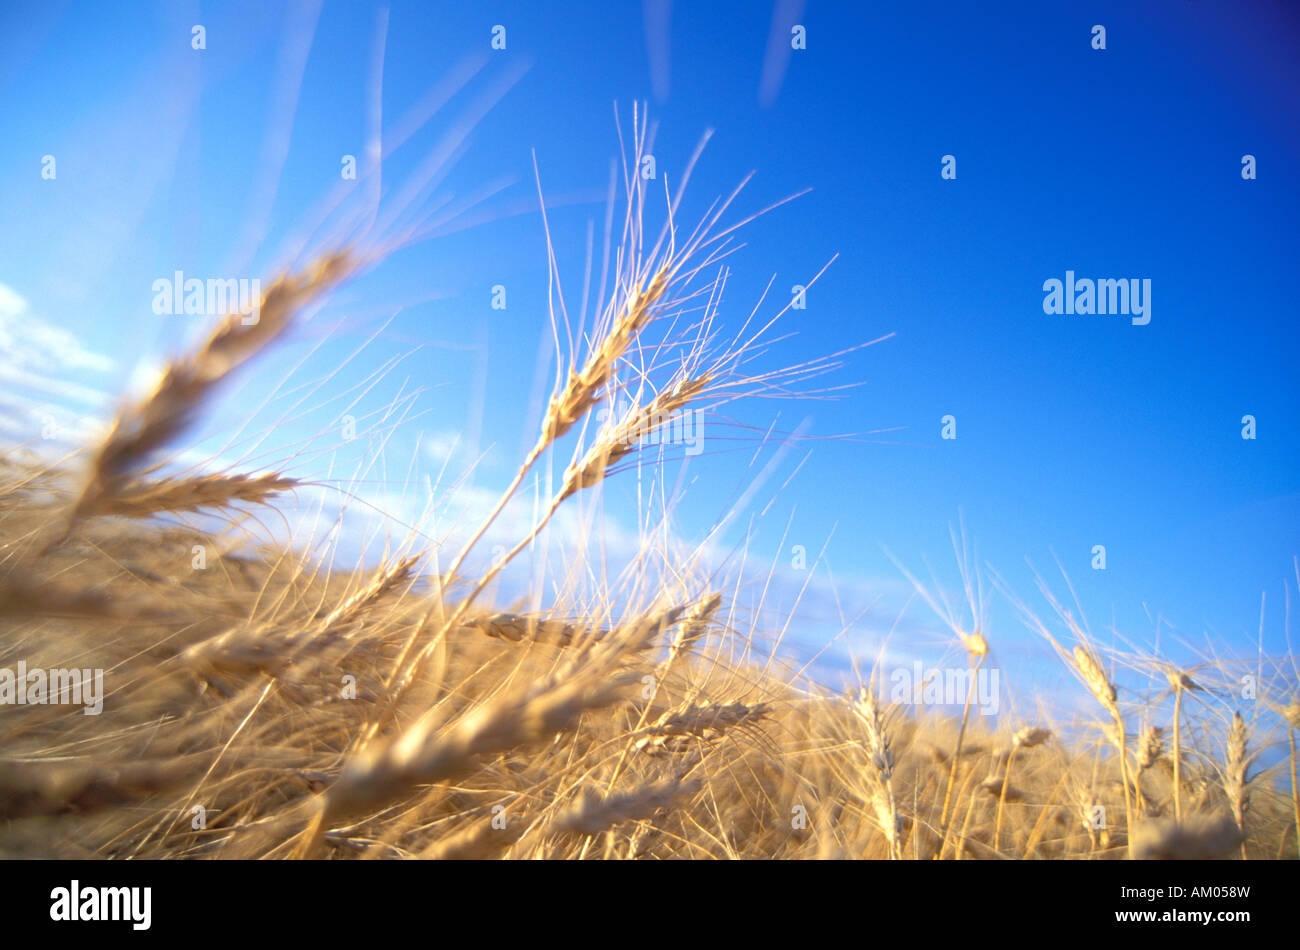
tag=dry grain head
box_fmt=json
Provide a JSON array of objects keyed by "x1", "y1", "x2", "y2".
[
  {"x1": 1073, "y1": 645, "x2": 1118, "y2": 716},
  {"x1": 1223, "y1": 711, "x2": 1251, "y2": 828},
  {"x1": 551, "y1": 778, "x2": 692, "y2": 836},
  {"x1": 541, "y1": 267, "x2": 670, "y2": 444},
  {"x1": 1137, "y1": 724, "x2": 1166, "y2": 770},
  {"x1": 1283, "y1": 697, "x2": 1300, "y2": 731},
  {"x1": 633, "y1": 701, "x2": 770, "y2": 755},
  {"x1": 72, "y1": 251, "x2": 353, "y2": 520},
  {"x1": 1164, "y1": 667, "x2": 1202, "y2": 693},
  {"x1": 960, "y1": 629, "x2": 989, "y2": 658},
  {"x1": 980, "y1": 774, "x2": 1023, "y2": 802},
  {"x1": 81, "y1": 472, "x2": 297, "y2": 519},
  {"x1": 1012, "y1": 725, "x2": 1052, "y2": 749}
]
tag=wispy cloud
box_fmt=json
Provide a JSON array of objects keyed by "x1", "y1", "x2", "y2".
[
  {"x1": 643, "y1": 0, "x2": 672, "y2": 103},
  {"x1": 421, "y1": 429, "x2": 465, "y2": 466},
  {"x1": 0, "y1": 282, "x2": 114, "y2": 445},
  {"x1": 757, "y1": 0, "x2": 806, "y2": 107}
]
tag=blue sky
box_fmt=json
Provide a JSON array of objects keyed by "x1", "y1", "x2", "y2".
[{"x1": 1, "y1": 1, "x2": 1297, "y2": 712}]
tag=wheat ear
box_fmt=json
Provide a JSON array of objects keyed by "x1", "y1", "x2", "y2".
[
  {"x1": 69, "y1": 251, "x2": 352, "y2": 524},
  {"x1": 320, "y1": 671, "x2": 635, "y2": 827},
  {"x1": 80, "y1": 472, "x2": 297, "y2": 518},
  {"x1": 550, "y1": 778, "x2": 690, "y2": 837},
  {"x1": 1223, "y1": 711, "x2": 1252, "y2": 858},
  {"x1": 852, "y1": 685, "x2": 902, "y2": 859}
]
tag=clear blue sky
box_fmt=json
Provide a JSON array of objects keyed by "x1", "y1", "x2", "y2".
[{"x1": 1, "y1": 1, "x2": 1297, "y2": 704}]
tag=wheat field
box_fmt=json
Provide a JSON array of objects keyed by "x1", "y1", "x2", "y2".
[{"x1": 2, "y1": 110, "x2": 1297, "y2": 862}]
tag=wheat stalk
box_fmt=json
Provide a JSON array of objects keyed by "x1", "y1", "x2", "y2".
[
  {"x1": 1284, "y1": 696, "x2": 1300, "y2": 859},
  {"x1": 1067, "y1": 644, "x2": 1137, "y2": 848},
  {"x1": 0, "y1": 756, "x2": 202, "y2": 820},
  {"x1": 317, "y1": 666, "x2": 638, "y2": 831},
  {"x1": 1223, "y1": 711, "x2": 1252, "y2": 857},
  {"x1": 993, "y1": 725, "x2": 1050, "y2": 851},
  {"x1": 179, "y1": 553, "x2": 418, "y2": 688},
  {"x1": 852, "y1": 685, "x2": 902, "y2": 859},
  {"x1": 1076, "y1": 785, "x2": 1108, "y2": 853},
  {"x1": 559, "y1": 374, "x2": 711, "y2": 501},
  {"x1": 465, "y1": 613, "x2": 595, "y2": 648},
  {"x1": 78, "y1": 472, "x2": 297, "y2": 519},
  {"x1": 0, "y1": 570, "x2": 168, "y2": 620},
  {"x1": 68, "y1": 251, "x2": 352, "y2": 525},
  {"x1": 550, "y1": 778, "x2": 689, "y2": 837},
  {"x1": 318, "y1": 554, "x2": 420, "y2": 632},
  {"x1": 1164, "y1": 666, "x2": 1202, "y2": 821},
  {"x1": 631, "y1": 701, "x2": 770, "y2": 755},
  {"x1": 936, "y1": 629, "x2": 988, "y2": 856},
  {"x1": 669, "y1": 592, "x2": 722, "y2": 663},
  {"x1": 1133, "y1": 722, "x2": 1165, "y2": 817},
  {"x1": 420, "y1": 811, "x2": 523, "y2": 860}
]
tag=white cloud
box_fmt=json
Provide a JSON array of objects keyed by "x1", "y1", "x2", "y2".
[
  {"x1": 0, "y1": 284, "x2": 115, "y2": 375},
  {"x1": 421, "y1": 429, "x2": 464, "y2": 466},
  {"x1": 0, "y1": 282, "x2": 115, "y2": 447}
]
